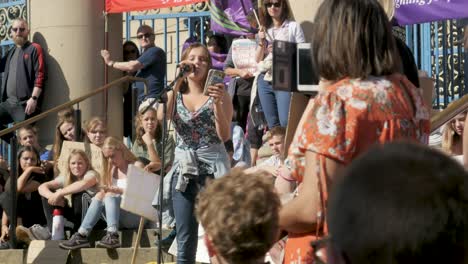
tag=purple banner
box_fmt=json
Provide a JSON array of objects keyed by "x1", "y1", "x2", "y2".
[
  {"x1": 394, "y1": 0, "x2": 468, "y2": 25},
  {"x1": 209, "y1": 0, "x2": 256, "y2": 36}
]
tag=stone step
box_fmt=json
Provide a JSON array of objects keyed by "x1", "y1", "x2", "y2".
[
  {"x1": 0, "y1": 249, "x2": 24, "y2": 264},
  {"x1": 68, "y1": 248, "x2": 175, "y2": 264},
  {"x1": 0, "y1": 240, "x2": 176, "y2": 264}
]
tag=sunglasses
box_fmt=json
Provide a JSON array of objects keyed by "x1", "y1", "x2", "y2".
[
  {"x1": 11, "y1": 27, "x2": 26, "y2": 33},
  {"x1": 265, "y1": 2, "x2": 281, "y2": 8},
  {"x1": 136, "y1": 33, "x2": 153, "y2": 39}
]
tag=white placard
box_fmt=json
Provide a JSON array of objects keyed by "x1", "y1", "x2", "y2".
[
  {"x1": 121, "y1": 164, "x2": 160, "y2": 221},
  {"x1": 231, "y1": 38, "x2": 258, "y2": 74}
]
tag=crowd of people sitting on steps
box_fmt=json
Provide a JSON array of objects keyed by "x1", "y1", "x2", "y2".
[{"x1": 0, "y1": 0, "x2": 468, "y2": 263}]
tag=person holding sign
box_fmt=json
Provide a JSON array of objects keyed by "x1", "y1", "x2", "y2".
[
  {"x1": 132, "y1": 107, "x2": 175, "y2": 173},
  {"x1": 162, "y1": 43, "x2": 232, "y2": 263},
  {"x1": 60, "y1": 137, "x2": 142, "y2": 250},
  {"x1": 256, "y1": 0, "x2": 304, "y2": 129},
  {"x1": 38, "y1": 149, "x2": 100, "y2": 233}
]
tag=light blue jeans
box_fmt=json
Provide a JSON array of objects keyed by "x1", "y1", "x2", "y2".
[
  {"x1": 257, "y1": 73, "x2": 291, "y2": 128},
  {"x1": 78, "y1": 195, "x2": 140, "y2": 235}
]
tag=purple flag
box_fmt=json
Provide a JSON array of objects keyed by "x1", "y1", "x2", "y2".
[
  {"x1": 209, "y1": 0, "x2": 256, "y2": 36},
  {"x1": 394, "y1": 0, "x2": 468, "y2": 25}
]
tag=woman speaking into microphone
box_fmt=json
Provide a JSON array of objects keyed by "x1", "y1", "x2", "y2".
[{"x1": 162, "y1": 43, "x2": 233, "y2": 263}]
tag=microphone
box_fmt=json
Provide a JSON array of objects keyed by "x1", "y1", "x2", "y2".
[{"x1": 177, "y1": 63, "x2": 193, "y2": 77}]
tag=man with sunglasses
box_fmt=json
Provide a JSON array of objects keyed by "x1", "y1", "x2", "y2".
[
  {"x1": 0, "y1": 18, "x2": 46, "y2": 139},
  {"x1": 101, "y1": 25, "x2": 166, "y2": 105}
]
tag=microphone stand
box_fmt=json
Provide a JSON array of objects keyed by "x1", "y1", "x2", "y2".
[{"x1": 142, "y1": 72, "x2": 185, "y2": 264}]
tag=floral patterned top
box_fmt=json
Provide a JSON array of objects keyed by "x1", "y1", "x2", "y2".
[
  {"x1": 173, "y1": 92, "x2": 222, "y2": 150},
  {"x1": 283, "y1": 74, "x2": 430, "y2": 264}
]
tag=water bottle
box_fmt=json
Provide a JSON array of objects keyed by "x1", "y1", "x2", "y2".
[{"x1": 52, "y1": 208, "x2": 65, "y2": 240}]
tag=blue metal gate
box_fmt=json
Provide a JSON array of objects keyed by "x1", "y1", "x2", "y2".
[
  {"x1": 405, "y1": 20, "x2": 466, "y2": 109},
  {"x1": 125, "y1": 3, "x2": 211, "y2": 83},
  {"x1": 0, "y1": 0, "x2": 27, "y2": 56}
]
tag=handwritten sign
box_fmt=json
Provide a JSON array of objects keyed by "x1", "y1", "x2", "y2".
[
  {"x1": 121, "y1": 165, "x2": 160, "y2": 222},
  {"x1": 231, "y1": 39, "x2": 258, "y2": 74},
  {"x1": 57, "y1": 141, "x2": 103, "y2": 176}
]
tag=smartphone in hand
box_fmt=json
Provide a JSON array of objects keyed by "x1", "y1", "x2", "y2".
[{"x1": 204, "y1": 69, "x2": 225, "y2": 96}]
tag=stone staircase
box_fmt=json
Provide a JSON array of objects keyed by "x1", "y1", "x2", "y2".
[{"x1": 0, "y1": 229, "x2": 175, "y2": 264}]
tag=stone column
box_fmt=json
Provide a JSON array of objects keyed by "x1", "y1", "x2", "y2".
[
  {"x1": 29, "y1": 0, "x2": 123, "y2": 145},
  {"x1": 289, "y1": 0, "x2": 323, "y2": 42}
]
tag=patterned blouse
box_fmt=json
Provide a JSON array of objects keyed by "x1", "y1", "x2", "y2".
[
  {"x1": 283, "y1": 74, "x2": 431, "y2": 263},
  {"x1": 172, "y1": 92, "x2": 222, "y2": 175}
]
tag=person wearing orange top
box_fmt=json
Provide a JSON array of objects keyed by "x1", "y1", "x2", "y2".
[{"x1": 278, "y1": 0, "x2": 431, "y2": 262}]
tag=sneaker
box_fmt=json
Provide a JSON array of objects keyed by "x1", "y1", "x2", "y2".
[
  {"x1": 0, "y1": 241, "x2": 9, "y2": 250},
  {"x1": 154, "y1": 229, "x2": 176, "y2": 251},
  {"x1": 16, "y1": 225, "x2": 36, "y2": 244},
  {"x1": 95, "y1": 232, "x2": 120, "y2": 249},
  {"x1": 30, "y1": 224, "x2": 51, "y2": 240},
  {"x1": 59, "y1": 232, "x2": 90, "y2": 250}
]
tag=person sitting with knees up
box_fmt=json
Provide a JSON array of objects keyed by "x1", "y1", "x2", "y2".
[
  {"x1": 1, "y1": 146, "x2": 51, "y2": 248},
  {"x1": 39, "y1": 149, "x2": 100, "y2": 234},
  {"x1": 196, "y1": 169, "x2": 280, "y2": 264},
  {"x1": 132, "y1": 107, "x2": 174, "y2": 173},
  {"x1": 327, "y1": 142, "x2": 468, "y2": 264},
  {"x1": 84, "y1": 117, "x2": 107, "y2": 148},
  {"x1": 59, "y1": 137, "x2": 142, "y2": 250}
]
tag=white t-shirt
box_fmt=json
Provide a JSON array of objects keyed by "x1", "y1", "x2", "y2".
[{"x1": 55, "y1": 170, "x2": 99, "y2": 196}]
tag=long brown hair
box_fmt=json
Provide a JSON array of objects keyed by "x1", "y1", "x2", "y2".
[
  {"x1": 312, "y1": 0, "x2": 400, "y2": 81},
  {"x1": 175, "y1": 43, "x2": 212, "y2": 94},
  {"x1": 259, "y1": 0, "x2": 291, "y2": 29},
  {"x1": 52, "y1": 115, "x2": 75, "y2": 164}
]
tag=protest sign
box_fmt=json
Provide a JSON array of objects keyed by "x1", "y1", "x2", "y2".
[
  {"x1": 121, "y1": 165, "x2": 160, "y2": 222},
  {"x1": 231, "y1": 38, "x2": 258, "y2": 74},
  {"x1": 57, "y1": 141, "x2": 103, "y2": 175}
]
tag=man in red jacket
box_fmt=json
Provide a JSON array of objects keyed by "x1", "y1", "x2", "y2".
[{"x1": 0, "y1": 18, "x2": 46, "y2": 138}]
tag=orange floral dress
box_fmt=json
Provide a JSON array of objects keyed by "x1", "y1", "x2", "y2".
[{"x1": 283, "y1": 74, "x2": 430, "y2": 263}]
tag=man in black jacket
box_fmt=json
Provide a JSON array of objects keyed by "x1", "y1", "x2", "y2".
[{"x1": 0, "y1": 18, "x2": 46, "y2": 137}]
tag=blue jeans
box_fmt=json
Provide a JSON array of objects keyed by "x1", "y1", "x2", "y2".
[
  {"x1": 171, "y1": 173, "x2": 212, "y2": 264},
  {"x1": 79, "y1": 196, "x2": 120, "y2": 235},
  {"x1": 257, "y1": 73, "x2": 291, "y2": 128}
]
